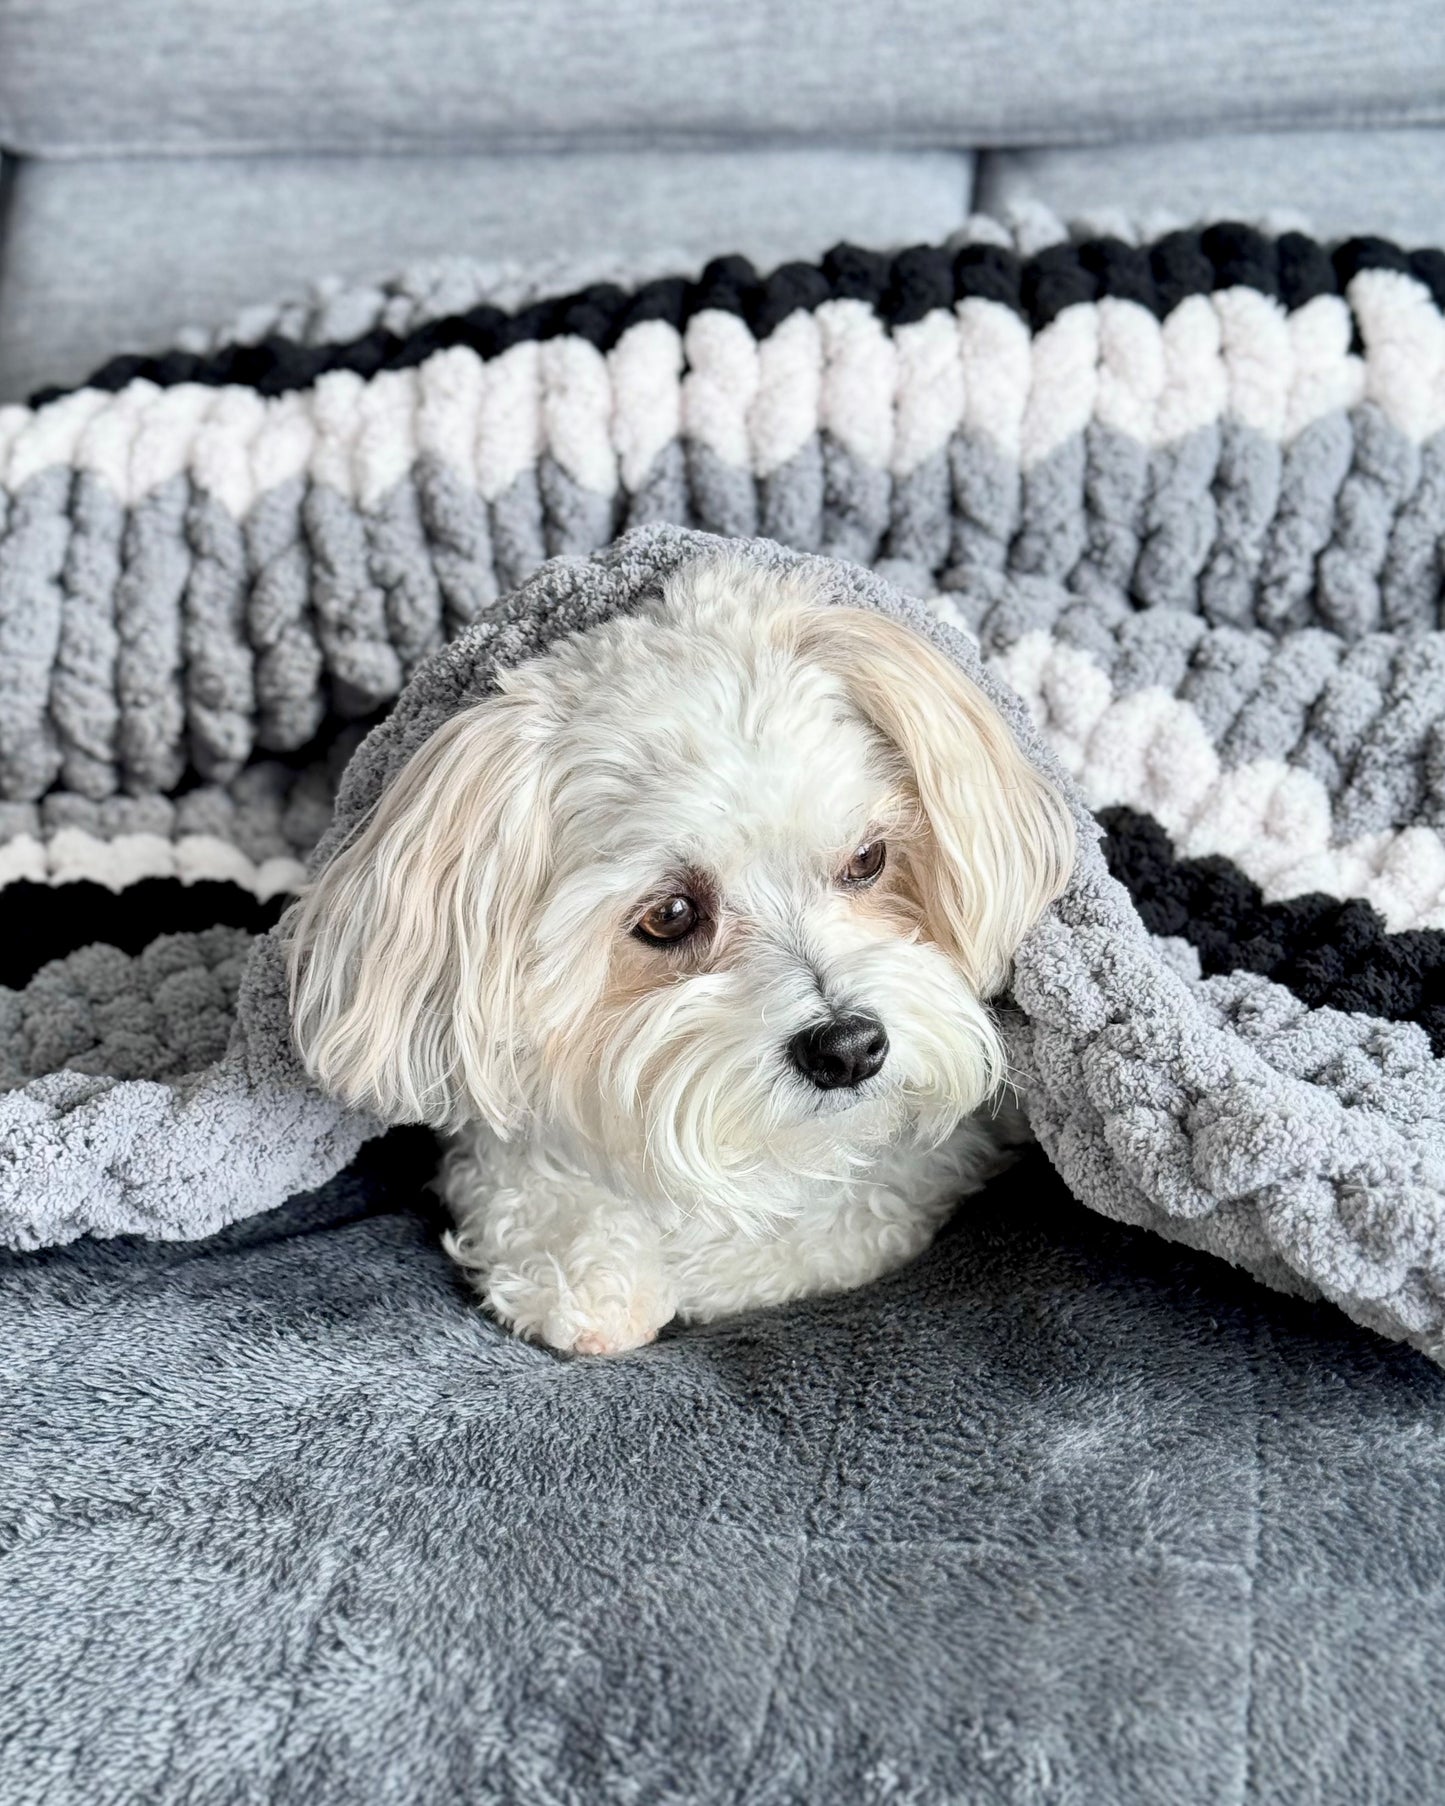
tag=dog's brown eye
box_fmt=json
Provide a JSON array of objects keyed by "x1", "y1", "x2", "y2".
[
  {"x1": 840, "y1": 840, "x2": 886, "y2": 887},
  {"x1": 634, "y1": 895, "x2": 701, "y2": 946}
]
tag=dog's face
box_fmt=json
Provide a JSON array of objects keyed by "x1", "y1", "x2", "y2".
[{"x1": 288, "y1": 558, "x2": 1074, "y2": 1218}]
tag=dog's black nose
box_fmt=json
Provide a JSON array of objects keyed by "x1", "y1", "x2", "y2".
[{"x1": 788, "y1": 1013, "x2": 889, "y2": 1090}]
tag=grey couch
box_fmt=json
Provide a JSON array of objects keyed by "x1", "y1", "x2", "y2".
[
  {"x1": 3, "y1": 0, "x2": 1445, "y2": 404},
  {"x1": 5, "y1": 5, "x2": 1445, "y2": 1803}
]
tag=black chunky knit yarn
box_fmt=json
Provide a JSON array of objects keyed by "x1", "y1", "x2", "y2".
[
  {"x1": 4, "y1": 880, "x2": 288, "y2": 991},
  {"x1": 30, "y1": 226, "x2": 1445, "y2": 409},
  {"x1": 1100, "y1": 807, "x2": 1445, "y2": 1054}
]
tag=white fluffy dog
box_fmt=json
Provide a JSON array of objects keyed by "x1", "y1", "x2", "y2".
[{"x1": 288, "y1": 558, "x2": 1073, "y2": 1354}]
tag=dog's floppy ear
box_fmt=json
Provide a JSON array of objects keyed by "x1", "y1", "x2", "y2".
[
  {"x1": 793, "y1": 604, "x2": 1074, "y2": 996},
  {"x1": 287, "y1": 691, "x2": 552, "y2": 1131}
]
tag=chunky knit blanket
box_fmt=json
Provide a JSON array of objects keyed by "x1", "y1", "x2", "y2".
[{"x1": 4, "y1": 219, "x2": 1444, "y2": 1362}]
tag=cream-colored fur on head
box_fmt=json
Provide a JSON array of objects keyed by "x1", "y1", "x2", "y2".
[
  {"x1": 788, "y1": 603, "x2": 1074, "y2": 999},
  {"x1": 288, "y1": 556, "x2": 1074, "y2": 1353}
]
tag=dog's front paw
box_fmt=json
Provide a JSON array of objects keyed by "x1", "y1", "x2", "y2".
[
  {"x1": 486, "y1": 1267, "x2": 674, "y2": 1356},
  {"x1": 570, "y1": 1309, "x2": 662, "y2": 1358}
]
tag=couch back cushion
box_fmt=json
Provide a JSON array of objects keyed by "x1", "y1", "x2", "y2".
[{"x1": 3, "y1": 0, "x2": 1444, "y2": 158}]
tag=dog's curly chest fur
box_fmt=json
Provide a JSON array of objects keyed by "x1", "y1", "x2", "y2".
[{"x1": 441, "y1": 1116, "x2": 1005, "y2": 1354}]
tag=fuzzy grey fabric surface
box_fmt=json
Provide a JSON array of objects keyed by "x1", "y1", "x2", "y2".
[{"x1": 5, "y1": 1131, "x2": 1444, "y2": 1805}]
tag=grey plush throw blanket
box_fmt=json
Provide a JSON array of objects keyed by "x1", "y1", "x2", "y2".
[{"x1": 3, "y1": 220, "x2": 1445, "y2": 1364}]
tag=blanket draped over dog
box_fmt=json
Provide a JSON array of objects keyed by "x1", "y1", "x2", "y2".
[{"x1": 3, "y1": 219, "x2": 1445, "y2": 1362}]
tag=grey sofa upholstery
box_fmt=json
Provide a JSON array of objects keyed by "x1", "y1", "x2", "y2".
[{"x1": 2, "y1": 0, "x2": 1445, "y2": 401}]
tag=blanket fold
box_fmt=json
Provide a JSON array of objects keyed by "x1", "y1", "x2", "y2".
[{"x1": 3, "y1": 218, "x2": 1444, "y2": 1359}]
